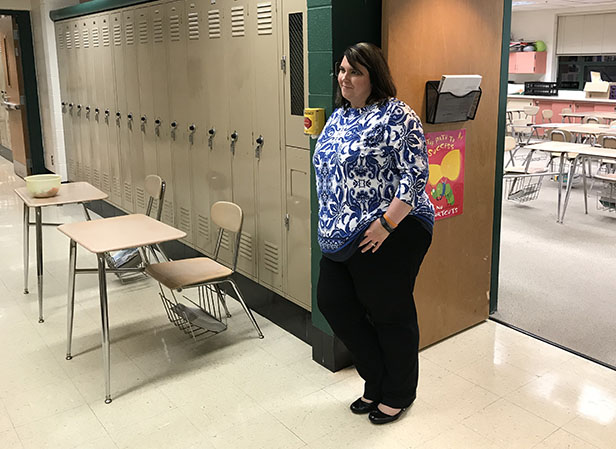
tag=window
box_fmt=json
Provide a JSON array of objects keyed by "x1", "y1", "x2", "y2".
[{"x1": 557, "y1": 55, "x2": 616, "y2": 90}]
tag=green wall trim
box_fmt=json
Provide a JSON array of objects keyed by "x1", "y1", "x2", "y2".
[
  {"x1": 490, "y1": 0, "x2": 512, "y2": 313},
  {"x1": 50, "y1": 0, "x2": 154, "y2": 21}
]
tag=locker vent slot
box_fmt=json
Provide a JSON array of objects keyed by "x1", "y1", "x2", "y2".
[
  {"x1": 153, "y1": 16, "x2": 163, "y2": 43},
  {"x1": 263, "y1": 241, "x2": 279, "y2": 274},
  {"x1": 208, "y1": 10, "x2": 221, "y2": 39},
  {"x1": 164, "y1": 200, "x2": 174, "y2": 223},
  {"x1": 220, "y1": 230, "x2": 230, "y2": 251},
  {"x1": 125, "y1": 21, "x2": 135, "y2": 45},
  {"x1": 136, "y1": 187, "x2": 145, "y2": 210},
  {"x1": 123, "y1": 182, "x2": 133, "y2": 204},
  {"x1": 65, "y1": 31, "x2": 72, "y2": 49},
  {"x1": 113, "y1": 177, "x2": 121, "y2": 199},
  {"x1": 198, "y1": 214, "x2": 209, "y2": 240},
  {"x1": 231, "y1": 6, "x2": 245, "y2": 37},
  {"x1": 82, "y1": 29, "x2": 89, "y2": 48},
  {"x1": 102, "y1": 173, "x2": 110, "y2": 192},
  {"x1": 102, "y1": 26, "x2": 110, "y2": 46},
  {"x1": 113, "y1": 24, "x2": 121, "y2": 46},
  {"x1": 84, "y1": 166, "x2": 91, "y2": 182},
  {"x1": 257, "y1": 3, "x2": 273, "y2": 35},
  {"x1": 73, "y1": 29, "x2": 80, "y2": 48},
  {"x1": 91, "y1": 27, "x2": 100, "y2": 47},
  {"x1": 179, "y1": 207, "x2": 191, "y2": 232},
  {"x1": 57, "y1": 31, "x2": 65, "y2": 49},
  {"x1": 188, "y1": 11, "x2": 200, "y2": 40},
  {"x1": 239, "y1": 232, "x2": 253, "y2": 260},
  {"x1": 93, "y1": 169, "x2": 100, "y2": 187},
  {"x1": 169, "y1": 14, "x2": 181, "y2": 42},
  {"x1": 289, "y1": 13, "x2": 304, "y2": 116},
  {"x1": 138, "y1": 18, "x2": 148, "y2": 44}
]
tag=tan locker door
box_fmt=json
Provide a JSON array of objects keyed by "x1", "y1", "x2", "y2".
[
  {"x1": 56, "y1": 22, "x2": 75, "y2": 180},
  {"x1": 78, "y1": 19, "x2": 93, "y2": 184},
  {"x1": 151, "y1": 4, "x2": 174, "y2": 225},
  {"x1": 166, "y1": 1, "x2": 192, "y2": 242},
  {"x1": 123, "y1": 9, "x2": 146, "y2": 213},
  {"x1": 285, "y1": 146, "x2": 310, "y2": 309},
  {"x1": 90, "y1": 16, "x2": 111, "y2": 195},
  {"x1": 185, "y1": 1, "x2": 210, "y2": 253},
  {"x1": 100, "y1": 14, "x2": 122, "y2": 205},
  {"x1": 227, "y1": 0, "x2": 256, "y2": 279},
  {"x1": 252, "y1": 0, "x2": 284, "y2": 291},
  {"x1": 110, "y1": 12, "x2": 132, "y2": 211},
  {"x1": 204, "y1": 3, "x2": 232, "y2": 264},
  {"x1": 282, "y1": 0, "x2": 309, "y2": 150},
  {"x1": 135, "y1": 6, "x2": 158, "y2": 211},
  {"x1": 70, "y1": 21, "x2": 83, "y2": 180},
  {"x1": 84, "y1": 17, "x2": 101, "y2": 188}
]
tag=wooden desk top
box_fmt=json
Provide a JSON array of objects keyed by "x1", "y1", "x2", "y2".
[
  {"x1": 556, "y1": 124, "x2": 616, "y2": 134},
  {"x1": 58, "y1": 214, "x2": 186, "y2": 254},
  {"x1": 526, "y1": 141, "x2": 616, "y2": 158},
  {"x1": 561, "y1": 112, "x2": 616, "y2": 120},
  {"x1": 14, "y1": 182, "x2": 107, "y2": 208}
]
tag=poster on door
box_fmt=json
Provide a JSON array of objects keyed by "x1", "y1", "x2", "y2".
[{"x1": 425, "y1": 129, "x2": 465, "y2": 220}]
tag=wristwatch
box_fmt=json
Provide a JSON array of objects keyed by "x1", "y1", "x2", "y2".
[{"x1": 379, "y1": 215, "x2": 395, "y2": 233}]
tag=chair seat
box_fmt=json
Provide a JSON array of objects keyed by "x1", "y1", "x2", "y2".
[{"x1": 145, "y1": 257, "x2": 232, "y2": 290}]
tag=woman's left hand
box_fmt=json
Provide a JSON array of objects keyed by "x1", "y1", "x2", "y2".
[{"x1": 359, "y1": 218, "x2": 390, "y2": 253}]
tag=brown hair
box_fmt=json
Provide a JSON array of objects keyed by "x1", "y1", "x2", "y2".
[{"x1": 335, "y1": 42, "x2": 397, "y2": 108}]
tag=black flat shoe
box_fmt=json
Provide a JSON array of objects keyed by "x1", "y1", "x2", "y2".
[
  {"x1": 368, "y1": 407, "x2": 407, "y2": 424},
  {"x1": 350, "y1": 397, "x2": 377, "y2": 414}
]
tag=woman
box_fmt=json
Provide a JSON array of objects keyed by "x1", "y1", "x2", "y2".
[{"x1": 314, "y1": 42, "x2": 434, "y2": 425}]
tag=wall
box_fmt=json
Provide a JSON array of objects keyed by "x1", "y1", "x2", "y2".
[
  {"x1": 0, "y1": 1, "x2": 31, "y2": 9},
  {"x1": 510, "y1": 4, "x2": 616, "y2": 84},
  {"x1": 383, "y1": 0, "x2": 504, "y2": 348}
]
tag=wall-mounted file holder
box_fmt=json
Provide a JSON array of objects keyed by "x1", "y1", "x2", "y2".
[{"x1": 425, "y1": 81, "x2": 482, "y2": 124}]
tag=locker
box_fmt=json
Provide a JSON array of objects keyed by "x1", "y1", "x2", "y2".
[
  {"x1": 77, "y1": 19, "x2": 93, "y2": 184},
  {"x1": 204, "y1": 2, "x2": 233, "y2": 264},
  {"x1": 135, "y1": 6, "x2": 158, "y2": 213},
  {"x1": 151, "y1": 4, "x2": 175, "y2": 225},
  {"x1": 123, "y1": 9, "x2": 146, "y2": 213},
  {"x1": 166, "y1": 1, "x2": 193, "y2": 241},
  {"x1": 226, "y1": 0, "x2": 257, "y2": 279},
  {"x1": 185, "y1": 1, "x2": 211, "y2": 254},
  {"x1": 100, "y1": 14, "x2": 123, "y2": 205},
  {"x1": 69, "y1": 21, "x2": 83, "y2": 181},
  {"x1": 90, "y1": 15, "x2": 112, "y2": 195},
  {"x1": 84, "y1": 17, "x2": 101, "y2": 189},
  {"x1": 56, "y1": 21, "x2": 76, "y2": 181},
  {"x1": 252, "y1": 0, "x2": 284, "y2": 292}
]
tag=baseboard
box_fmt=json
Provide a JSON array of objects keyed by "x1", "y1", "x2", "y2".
[{"x1": 0, "y1": 144, "x2": 12, "y2": 162}]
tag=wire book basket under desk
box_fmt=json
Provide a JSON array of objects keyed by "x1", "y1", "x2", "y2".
[
  {"x1": 503, "y1": 173, "x2": 545, "y2": 203},
  {"x1": 425, "y1": 81, "x2": 482, "y2": 124}
]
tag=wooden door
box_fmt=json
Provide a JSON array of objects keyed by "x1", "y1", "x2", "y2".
[{"x1": 0, "y1": 16, "x2": 30, "y2": 177}]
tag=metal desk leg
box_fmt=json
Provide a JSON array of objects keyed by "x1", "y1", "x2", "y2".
[
  {"x1": 66, "y1": 240, "x2": 77, "y2": 360},
  {"x1": 35, "y1": 207, "x2": 44, "y2": 323},
  {"x1": 97, "y1": 253, "x2": 112, "y2": 404},
  {"x1": 557, "y1": 154, "x2": 565, "y2": 222},
  {"x1": 561, "y1": 156, "x2": 580, "y2": 224},
  {"x1": 582, "y1": 156, "x2": 588, "y2": 214},
  {"x1": 23, "y1": 204, "x2": 29, "y2": 294}
]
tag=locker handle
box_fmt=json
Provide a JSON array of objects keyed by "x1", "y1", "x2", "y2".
[
  {"x1": 140, "y1": 115, "x2": 147, "y2": 122},
  {"x1": 171, "y1": 121, "x2": 177, "y2": 129},
  {"x1": 104, "y1": 109, "x2": 110, "y2": 116},
  {"x1": 77, "y1": 104, "x2": 82, "y2": 110},
  {"x1": 255, "y1": 135, "x2": 264, "y2": 160},
  {"x1": 154, "y1": 118, "x2": 161, "y2": 126},
  {"x1": 95, "y1": 108, "x2": 100, "y2": 114},
  {"x1": 69, "y1": 103, "x2": 74, "y2": 108},
  {"x1": 127, "y1": 113, "x2": 133, "y2": 121},
  {"x1": 188, "y1": 124, "x2": 196, "y2": 132},
  {"x1": 208, "y1": 128, "x2": 215, "y2": 149},
  {"x1": 208, "y1": 128, "x2": 216, "y2": 136},
  {"x1": 116, "y1": 112, "x2": 121, "y2": 118},
  {"x1": 230, "y1": 131, "x2": 238, "y2": 155},
  {"x1": 231, "y1": 131, "x2": 238, "y2": 140},
  {"x1": 85, "y1": 106, "x2": 90, "y2": 111},
  {"x1": 61, "y1": 102, "x2": 66, "y2": 106}
]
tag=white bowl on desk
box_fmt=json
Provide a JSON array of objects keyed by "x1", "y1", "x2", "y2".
[{"x1": 24, "y1": 174, "x2": 62, "y2": 198}]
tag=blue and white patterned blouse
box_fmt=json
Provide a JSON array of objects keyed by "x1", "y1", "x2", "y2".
[{"x1": 313, "y1": 98, "x2": 434, "y2": 254}]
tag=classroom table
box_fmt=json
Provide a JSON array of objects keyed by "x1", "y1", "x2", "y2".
[
  {"x1": 555, "y1": 124, "x2": 616, "y2": 145},
  {"x1": 14, "y1": 182, "x2": 107, "y2": 322},
  {"x1": 58, "y1": 214, "x2": 186, "y2": 403},
  {"x1": 561, "y1": 111, "x2": 616, "y2": 124}
]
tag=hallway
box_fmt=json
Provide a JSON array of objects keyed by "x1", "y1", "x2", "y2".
[{"x1": 0, "y1": 156, "x2": 615, "y2": 448}]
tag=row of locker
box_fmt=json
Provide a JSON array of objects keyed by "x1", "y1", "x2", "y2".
[{"x1": 54, "y1": 0, "x2": 311, "y2": 309}]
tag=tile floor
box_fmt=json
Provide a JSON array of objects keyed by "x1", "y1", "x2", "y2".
[{"x1": 1, "y1": 157, "x2": 615, "y2": 449}]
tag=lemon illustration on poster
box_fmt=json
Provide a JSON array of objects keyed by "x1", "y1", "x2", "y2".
[{"x1": 425, "y1": 129, "x2": 465, "y2": 220}]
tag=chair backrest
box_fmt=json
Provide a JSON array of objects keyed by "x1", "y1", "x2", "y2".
[
  {"x1": 512, "y1": 118, "x2": 531, "y2": 132},
  {"x1": 610, "y1": 120, "x2": 616, "y2": 127},
  {"x1": 523, "y1": 105, "x2": 539, "y2": 116},
  {"x1": 144, "y1": 175, "x2": 166, "y2": 221},
  {"x1": 561, "y1": 108, "x2": 572, "y2": 114},
  {"x1": 599, "y1": 134, "x2": 616, "y2": 149},
  {"x1": 504, "y1": 136, "x2": 516, "y2": 152},
  {"x1": 584, "y1": 116, "x2": 600, "y2": 124},
  {"x1": 211, "y1": 201, "x2": 243, "y2": 269},
  {"x1": 541, "y1": 109, "x2": 553, "y2": 122},
  {"x1": 550, "y1": 129, "x2": 572, "y2": 142}
]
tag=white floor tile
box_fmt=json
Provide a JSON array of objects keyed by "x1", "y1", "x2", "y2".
[{"x1": 532, "y1": 428, "x2": 599, "y2": 449}]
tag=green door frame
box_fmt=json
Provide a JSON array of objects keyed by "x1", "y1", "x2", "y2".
[{"x1": 490, "y1": 0, "x2": 512, "y2": 313}]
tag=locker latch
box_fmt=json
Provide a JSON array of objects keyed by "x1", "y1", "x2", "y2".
[
  {"x1": 188, "y1": 124, "x2": 196, "y2": 144},
  {"x1": 208, "y1": 128, "x2": 216, "y2": 150},
  {"x1": 170, "y1": 121, "x2": 178, "y2": 140},
  {"x1": 280, "y1": 56, "x2": 287, "y2": 73},
  {"x1": 284, "y1": 214, "x2": 290, "y2": 230},
  {"x1": 154, "y1": 118, "x2": 161, "y2": 136},
  {"x1": 115, "y1": 112, "x2": 121, "y2": 124},
  {"x1": 140, "y1": 115, "x2": 147, "y2": 132},
  {"x1": 230, "y1": 131, "x2": 238, "y2": 155},
  {"x1": 255, "y1": 135, "x2": 264, "y2": 160}
]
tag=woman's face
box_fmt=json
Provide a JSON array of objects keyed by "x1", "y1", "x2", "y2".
[{"x1": 338, "y1": 56, "x2": 371, "y2": 109}]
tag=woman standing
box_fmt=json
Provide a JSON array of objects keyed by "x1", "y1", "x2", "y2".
[{"x1": 314, "y1": 42, "x2": 434, "y2": 425}]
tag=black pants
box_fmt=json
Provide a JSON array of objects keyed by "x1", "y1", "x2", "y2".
[{"x1": 317, "y1": 217, "x2": 432, "y2": 409}]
